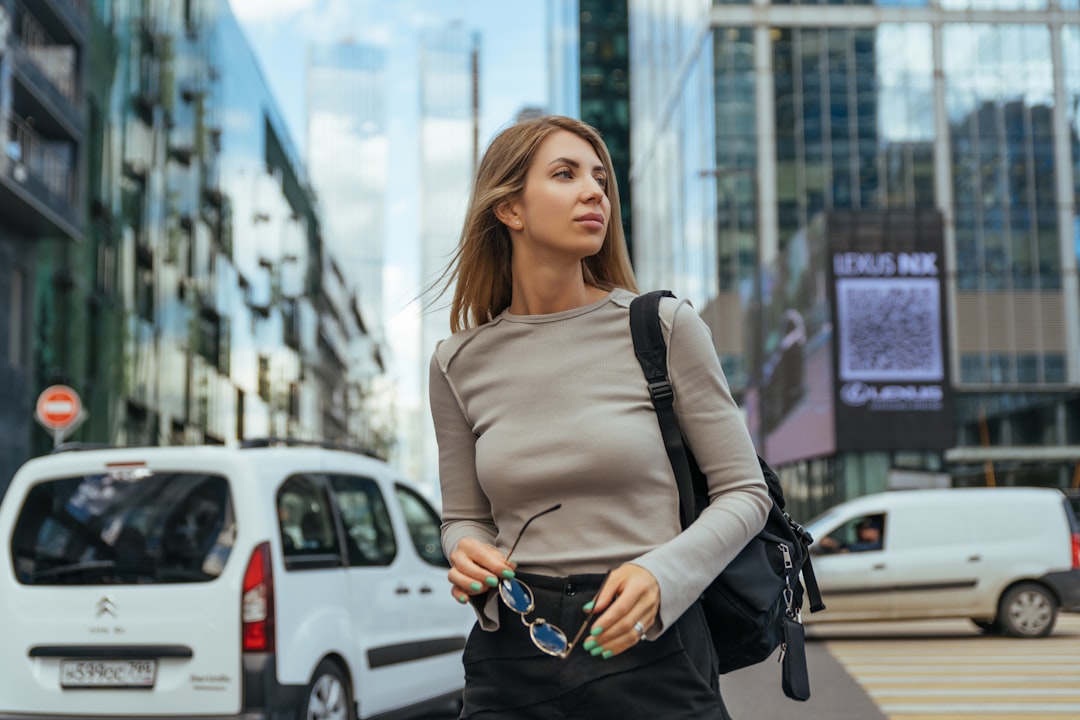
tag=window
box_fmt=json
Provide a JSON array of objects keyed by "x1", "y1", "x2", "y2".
[
  {"x1": 816, "y1": 513, "x2": 886, "y2": 554},
  {"x1": 197, "y1": 306, "x2": 221, "y2": 368},
  {"x1": 135, "y1": 244, "x2": 154, "y2": 322},
  {"x1": 8, "y1": 268, "x2": 22, "y2": 368},
  {"x1": 395, "y1": 484, "x2": 449, "y2": 568},
  {"x1": 11, "y1": 471, "x2": 234, "y2": 585},
  {"x1": 1045, "y1": 354, "x2": 1065, "y2": 384},
  {"x1": 328, "y1": 475, "x2": 396, "y2": 566},
  {"x1": 257, "y1": 354, "x2": 270, "y2": 402},
  {"x1": 277, "y1": 476, "x2": 341, "y2": 569}
]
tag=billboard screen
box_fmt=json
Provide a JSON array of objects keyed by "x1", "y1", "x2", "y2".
[{"x1": 826, "y1": 210, "x2": 954, "y2": 450}]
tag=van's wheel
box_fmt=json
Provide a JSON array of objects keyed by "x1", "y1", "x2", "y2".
[
  {"x1": 971, "y1": 618, "x2": 1002, "y2": 634},
  {"x1": 299, "y1": 660, "x2": 354, "y2": 720},
  {"x1": 998, "y1": 583, "x2": 1057, "y2": 638}
]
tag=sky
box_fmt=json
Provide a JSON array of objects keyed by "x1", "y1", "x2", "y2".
[{"x1": 228, "y1": 0, "x2": 548, "y2": 408}]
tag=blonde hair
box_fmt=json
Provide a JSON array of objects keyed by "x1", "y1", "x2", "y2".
[{"x1": 435, "y1": 115, "x2": 637, "y2": 333}]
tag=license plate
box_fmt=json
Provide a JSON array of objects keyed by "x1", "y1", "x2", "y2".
[{"x1": 60, "y1": 659, "x2": 157, "y2": 688}]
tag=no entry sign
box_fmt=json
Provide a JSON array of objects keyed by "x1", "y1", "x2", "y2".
[
  {"x1": 35, "y1": 385, "x2": 87, "y2": 445},
  {"x1": 36, "y1": 385, "x2": 82, "y2": 429}
]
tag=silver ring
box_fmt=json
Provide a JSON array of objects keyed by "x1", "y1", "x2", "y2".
[{"x1": 633, "y1": 621, "x2": 647, "y2": 641}]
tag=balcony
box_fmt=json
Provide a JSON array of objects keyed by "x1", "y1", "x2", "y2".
[
  {"x1": 1, "y1": 111, "x2": 81, "y2": 240},
  {"x1": 8, "y1": 0, "x2": 84, "y2": 139},
  {"x1": 29, "y1": 0, "x2": 88, "y2": 46}
]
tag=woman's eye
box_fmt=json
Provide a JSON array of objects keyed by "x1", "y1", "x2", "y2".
[{"x1": 595, "y1": 176, "x2": 608, "y2": 190}]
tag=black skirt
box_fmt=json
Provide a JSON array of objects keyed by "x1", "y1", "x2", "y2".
[{"x1": 460, "y1": 572, "x2": 732, "y2": 720}]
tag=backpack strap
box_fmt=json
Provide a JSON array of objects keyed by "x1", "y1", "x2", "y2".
[
  {"x1": 629, "y1": 290, "x2": 698, "y2": 530},
  {"x1": 629, "y1": 290, "x2": 827, "y2": 616}
]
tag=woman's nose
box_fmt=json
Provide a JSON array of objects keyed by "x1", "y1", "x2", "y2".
[{"x1": 582, "y1": 178, "x2": 604, "y2": 202}]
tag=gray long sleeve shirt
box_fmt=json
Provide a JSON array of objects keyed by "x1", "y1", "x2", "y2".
[{"x1": 429, "y1": 288, "x2": 770, "y2": 637}]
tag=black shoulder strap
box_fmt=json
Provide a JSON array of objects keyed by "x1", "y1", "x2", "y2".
[
  {"x1": 630, "y1": 291, "x2": 827, "y2": 617},
  {"x1": 629, "y1": 290, "x2": 698, "y2": 530}
]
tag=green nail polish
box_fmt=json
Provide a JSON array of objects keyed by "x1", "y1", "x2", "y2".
[
  {"x1": 602, "y1": 650, "x2": 613, "y2": 659},
  {"x1": 485, "y1": 576, "x2": 498, "y2": 587},
  {"x1": 590, "y1": 626, "x2": 603, "y2": 636},
  {"x1": 583, "y1": 601, "x2": 595, "y2": 612},
  {"x1": 590, "y1": 645, "x2": 604, "y2": 656},
  {"x1": 457, "y1": 595, "x2": 468, "y2": 604},
  {"x1": 501, "y1": 569, "x2": 516, "y2": 579},
  {"x1": 583, "y1": 638, "x2": 597, "y2": 650},
  {"x1": 469, "y1": 581, "x2": 483, "y2": 592}
]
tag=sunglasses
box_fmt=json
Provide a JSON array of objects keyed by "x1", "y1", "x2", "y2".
[{"x1": 497, "y1": 503, "x2": 604, "y2": 658}]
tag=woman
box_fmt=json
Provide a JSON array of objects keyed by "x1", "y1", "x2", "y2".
[{"x1": 429, "y1": 115, "x2": 770, "y2": 719}]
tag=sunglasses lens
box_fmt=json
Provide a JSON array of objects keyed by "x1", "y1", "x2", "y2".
[
  {"x1": 499, "y1": 578, "x2": 534, "y2": 614},
  {"x1": 530, "y1": 620, "x2": 569, "y2": 656}
]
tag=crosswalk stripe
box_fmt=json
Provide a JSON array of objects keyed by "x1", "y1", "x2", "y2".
[
  {"x1": 860, "y1": 678, "x2": 1080, "y2": 686},
  {"x1": 828, "y1": 664, "x2": 1074, "y2": 672},
  {"x1": 822, "y1": 614, "x2": 1080, "y2": 718},
  {"x1": 831, "y1": 653, "x2": 1080, "y2": 659},
  {"x1": 830, "y1": 652, "x2": 1080, "y2": 659},
  {"x1": 872, "y1": 690, "x2": 1080, "y2": 695},
  {"x1": 885, "y1": 716, "x2": 1071, "y2": 720},
  {"x1": 878, "y1": 703, "x2": 1080, "y2": 713},
  {"x1": 888, "y1": 715, "x2": 1075, "y2": 720}
]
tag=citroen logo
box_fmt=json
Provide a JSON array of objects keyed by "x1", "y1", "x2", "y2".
[{"x1": 96, "y1": 597, "x2": 117, "y2": 618}]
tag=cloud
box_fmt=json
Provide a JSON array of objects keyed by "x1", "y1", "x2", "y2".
[
  {"x1": 228, "y1": 0, "x2": 317, "y2": 23},
  {"x1": 296, "y1": 0, "x2": 364, "y2": 41},
  {"x1": 291, "y1": 0, "x2": 398, "y2": 45}
]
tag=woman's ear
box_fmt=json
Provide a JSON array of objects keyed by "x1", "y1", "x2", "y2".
[{"x1": 494, "y1": 201, "x2": 522, "y2": 230}]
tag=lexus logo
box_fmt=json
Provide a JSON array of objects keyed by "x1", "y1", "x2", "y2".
[{"x1": 96, "y1": 597, "x2": 117, "y2": 618}]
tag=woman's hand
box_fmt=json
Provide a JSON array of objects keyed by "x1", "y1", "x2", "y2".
[
  {"x1": 447, "y1": 536, "x2": 516, "y2": 604},
  {"x1": 581, "y1": 563, "x2": 660, "y2": 658}
]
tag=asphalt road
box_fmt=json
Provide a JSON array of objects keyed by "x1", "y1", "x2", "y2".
[{"x1": 720, "y1": 633, "x2": 886, "y2": 720}]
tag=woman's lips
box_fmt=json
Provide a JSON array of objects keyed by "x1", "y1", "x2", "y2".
[{"x1": 576, "y1": 213, "x2": 605, "y2": 230}]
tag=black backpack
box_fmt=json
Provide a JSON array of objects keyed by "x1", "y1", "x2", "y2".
[{"x1": 629, "y1": 290, "x2": 825, "y2": 701}]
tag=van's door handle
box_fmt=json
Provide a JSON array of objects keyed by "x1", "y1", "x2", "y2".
[
  {"x1": 419, "y1": 586, "x2": 433, "y2": 594},
  {"x1": 872, "y1": 563, "x2": 886, "y2": 570},
  {"x1": 395, "y1": 586, "x2": 410, "y2": 595},
  {"x1": 968, "y1": 555, "x2": 981, "y2": 562}
]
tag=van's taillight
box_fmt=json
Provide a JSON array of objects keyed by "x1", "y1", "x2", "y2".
[
  {"x1": 242, "y1": 542, "x2": 275, "y2": 652},
  {"x1": 1071, "y1": 533, "x2": 1079, "y2": 570}
]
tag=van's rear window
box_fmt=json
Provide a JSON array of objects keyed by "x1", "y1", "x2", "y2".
[{"x1": 10, "y1": 470, "x2": 235, "y2": 585}]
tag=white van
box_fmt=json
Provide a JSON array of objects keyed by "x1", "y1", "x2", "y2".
[
  {"x1": 803, "y1": 487, "x2": 1080, "y2": 637},
  {"x1": 0, "y1": 443, "x2": 472, "y2": 719}
]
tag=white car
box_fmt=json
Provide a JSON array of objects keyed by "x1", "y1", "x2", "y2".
[
  {"x1": 803, "y1": 486, "x2": 1080, "y2": 638},
  {"x1": 0, "y1": 442, "x2": 471, "y2": 719}
]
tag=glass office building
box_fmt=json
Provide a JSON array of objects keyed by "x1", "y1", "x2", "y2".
[
  {"x1": 0, "y1": 0, "x2": 375, "y2": 491},
  {"x1": 630, "y1": 0, "x2": 1080, "y2": 515},
  {"x1": 0, "y1": 0, "x2": 86, "y2": 485},
  {"x1": 548, "y1": 0, "x2": 581, "y2": 118},
  {"x1": 306, "y1": 42, "x2": 387, "y2": 340},
  {"x1": 416, "y1": 23, "x2": 480, "y2": 486},
  {"x1": 306, "y1": 41, "x2": 389, "y2": 450},
  {"x1": 548, "y1": 0, "x2": 634, "y2": 255}
]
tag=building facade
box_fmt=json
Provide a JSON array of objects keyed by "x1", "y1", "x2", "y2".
[
  {"x1": 415, "y1": 23, "x2": 479, "y2": 487},
  {"x1": 0, "y1": 0, "x2": 376, "y2": 493},
  {"x1": 306, "y1": 42, "x2": 386, "y2": 340},
  {"x1": 0, "y1": 0, "x2": 86, "y2": 486},
  {"x1": 629, "y1": 0, "x2": 1080, "y2": 517},
  {"x1": 548, "y1": 0, "x2": 581, "y2": 119},
  {"x1": 548, "y1": 0, "x2": 634, "y2": 255},
  {"x1": 306, "y1": 41, "x2": 391, "y2": 454}
]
